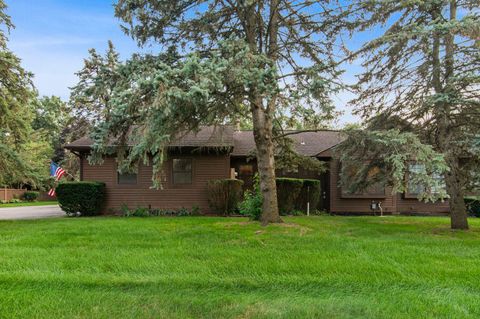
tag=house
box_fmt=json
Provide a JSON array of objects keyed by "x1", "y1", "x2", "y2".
[{"x1": 65, "y1": 126, "x2": 449, "y2": 215}]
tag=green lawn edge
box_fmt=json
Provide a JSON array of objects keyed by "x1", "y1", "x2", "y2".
[{"x1": 0, "y1": 201, "x2": 58, "y2": 208}]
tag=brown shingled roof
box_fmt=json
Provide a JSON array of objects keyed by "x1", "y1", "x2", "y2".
[
  {"x1": 65, "y1": 126, "x2": 235, "y2": 150},
  {"x1": 65, "y1": 126, "x2": 345, "y2": 157},
  {"x1": 231, "y1": 130, "x2": 345, "y2": 157}
]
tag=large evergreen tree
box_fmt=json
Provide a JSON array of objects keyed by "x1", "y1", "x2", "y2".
[
  {"x1": 340, "y1": 0, "x2": 479, "y2": 229},
  {"x1": 85, "y1": 0, "x2": 342, "y2": 224},
  {"x1": 0, "y1": 0, "x2": 41, "y2": 188}
]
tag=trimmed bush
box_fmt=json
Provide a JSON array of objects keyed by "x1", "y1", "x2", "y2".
[
  {"x1": 276, "y1": 178, "x2": 304, "y2": 215},
  {"x1": 56, "y1": 182, "x2": 105, "y2": 216},
  {"x1": 465, "y1": 197, "x2": 480, "y2": 217},
  {"x1": 22, "y1": 191, "x2": 39, "y2": 202},
  {"x1": 207, "y1": 179, "x2": 244, "y2": 215},
  {"x1": 295, "y1": 179, "x2": 321, "y2": 213}
]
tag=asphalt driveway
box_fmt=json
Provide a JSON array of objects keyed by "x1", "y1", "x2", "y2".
[{"x1": 0, "y1": 205, "x2": 64, "y2": 220}]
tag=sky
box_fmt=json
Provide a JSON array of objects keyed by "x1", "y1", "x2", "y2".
[{"x1": 5, "y1": 0, "x2": 360, "y2": 127}]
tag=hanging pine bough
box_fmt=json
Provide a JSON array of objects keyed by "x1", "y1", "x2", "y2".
[{"x1": 89, "y1": 39, "x2": 278, "y2": 184}]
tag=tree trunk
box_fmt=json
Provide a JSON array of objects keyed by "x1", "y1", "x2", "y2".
[
  {"x1": 445, "y1": 155, "x2": 469, "y2": 230},
  {"x1": 251, "y1": 99, "x2": 282, "y2": 225}
]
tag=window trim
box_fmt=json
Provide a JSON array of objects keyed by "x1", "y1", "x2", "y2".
[
  {"x1": 116, "y1": 168, "x2": 138, "y2": 187},
  {"x1": 171, "y1": 158, "x2": 194, "y2": 187},
  {"x1": 339, "y1": 162, "x2": 386, "y2": 199}
]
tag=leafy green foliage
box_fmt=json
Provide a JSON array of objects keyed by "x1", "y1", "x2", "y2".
[
  {"x1": 56, "y1": 182, "x2": 105, "y2": 216},
  {"x1": 32, "y1": 95, "x2": 71, "y2": 163},
  {"x1": 239, "y1": 175, "x2": 263, "y2": 221},
  {"x1": 22, "y1": 191, "x2": 39, "y2": 202},
  {"x1": 276, "y1": 178, "x2": 304, "y2": 215},
  {"x1": 121, "y1": 205, "x2": 200, "y2": 217},
  {"x1": 465, "y1": 197, "x2": 480, "y2": 217},
  {"x1": 207, "y1": 179, "x2": 244, "y2": 215}
]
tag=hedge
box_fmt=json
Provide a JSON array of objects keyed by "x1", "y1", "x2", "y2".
[
  {"x1": 465, "y1": 197, "x2": 480, "y2": 217},
  {"x1": 276, "y1": 178, "x2": 304, "y2": 215},
  {"x1": 207, "y1": 179, "x2": 244, "y2": 215},
  {"x1": 22, "y1": 191, "x2": 39, "y2": 202},
  {"x1": 295, "y1": 179, "x2": 321, "y2": 213},
  {"x1": 56, "y1": 181, "x2": 106, "y2": 216}
]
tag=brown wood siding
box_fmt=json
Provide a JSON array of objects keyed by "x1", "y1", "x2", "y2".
[
  {"x1": 329, "y1": 160, "x2": 396, "y2": 214},
  {"x1": 329, "y1": 160, "x2": 450, "y2": 215},
  {"x1": 81, "y1": 154, "x2": 230, "y2": 214},
  {"x1": 395, "y1": 195, "x2": 449, "y2": 214}
]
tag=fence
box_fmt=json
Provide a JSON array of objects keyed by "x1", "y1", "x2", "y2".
[
  {"x1": 0, "y1": 188, "x2": 55, "y2": 201},
  {"x1": 0, "y1": 188, "x2": 26, "y2": 201}
]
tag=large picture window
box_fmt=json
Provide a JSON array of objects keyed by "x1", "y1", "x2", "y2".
[
  {"x1": 405, "y1": 163, "x2": 445, "y2": 198},
  {"x1": 340, "y1": 163, "x2": 386, "y2": 198},
  {"x1": 172, "y1": 158, "x2": 193, "y2": 184}
]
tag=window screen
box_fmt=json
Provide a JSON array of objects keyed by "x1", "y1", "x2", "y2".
[{"x1": 173, "y1": 159, "x2": 192, "y2": 184}]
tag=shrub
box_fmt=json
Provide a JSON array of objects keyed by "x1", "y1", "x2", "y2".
[
  {"x1": 56, "y1": 182, "x2": 105, "y2": 216},
  {"x1": 465, "y1": 197, "x2": 480, "y2": 217},
  {"x1": 121, "y1": 205, "x2": 201, "y2": 217},
  {"x1": 276, "y1": 178, "x2": 303, "y2": 215},
  {"x1": 207, "y1": 179, "x2": 244, "y2": 215},
  {"x1": 239, "y1": 175, "x2": 263, "y2": 220},
  {"x1": 239, "y1": 189, "x2": 263, "y2": 220},
  {"x1": 295, "y1": 179, "x2": 321, "y2": 213},
  {"x1": 22, "y1": 191, "x2": 39, "y2": 202}
]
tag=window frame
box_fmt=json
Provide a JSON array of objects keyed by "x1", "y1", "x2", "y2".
[
  {"x1": 116, "y1": 169, "x2": 138, "y2": 186},
  {"x1": 339, "y1": 162, "x2": 386, "y2": 199},
  {"x1": 404, "y1": 162, "x2": 446, "y2": 199},
  {"x1": 171, "y1": 158, "x2": 194, "y2": 186}
]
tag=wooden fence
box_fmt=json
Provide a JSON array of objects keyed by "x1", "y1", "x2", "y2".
[
  {"x1": 0, "y1": 188, "x2": 55, "y2": 201},
  {"x1": 0, "y1": 188, "x2": 26, "y2": 201}
]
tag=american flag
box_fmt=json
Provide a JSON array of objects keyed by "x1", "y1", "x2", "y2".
[
  {"x1": 50, "y1": 162, "x2": 66, "y2": 181},
  {"x1": 48, "y1": 162, "x2": 66, "y2": 197},
  {"x1": 47, "y1": 188, "x2": 56, "y2": 197}
]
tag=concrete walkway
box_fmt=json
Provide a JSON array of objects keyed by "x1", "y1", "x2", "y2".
[{"x1": 0, "y1": 205, "x2": 64, "y2": 220}]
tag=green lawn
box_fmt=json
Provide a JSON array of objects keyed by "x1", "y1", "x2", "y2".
[
  {"x1": 0, "y1": 216, "x2": 479, "y2": 318},
  {"x1": 0, "y1": 200, "x2": 58, "y2": 208}
]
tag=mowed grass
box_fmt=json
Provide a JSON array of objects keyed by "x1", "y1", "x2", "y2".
[
  {"x1": 0, "y1": 201, "x2": 58, "y2": 208},
  {"x1": 0, "y1": 216, "x2": 480, "y2": 318}
]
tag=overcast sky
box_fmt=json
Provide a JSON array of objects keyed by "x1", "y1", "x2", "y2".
[{"x1": 6, "y1": 0, "x2": 361, "y2": 127}]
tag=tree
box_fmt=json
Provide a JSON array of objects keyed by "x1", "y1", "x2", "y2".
[
  {"x1": 84, "y1": 0, "x2": 343, "y2": 224},
  {"x1": 32, "y1": 95, "x2": 70, "y2": 163},
  {"x1": 70, "y1": 40, "x2": 121, "y2": 129},
  {"x1": 341, "y1": 0, "x2": 479, "y2": 229},
  {"x1": 0, "y1": 0, "x2": 41, "y2": 188}
]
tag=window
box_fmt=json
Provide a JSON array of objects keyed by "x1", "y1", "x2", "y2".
[
  {"x1": 406, "y1": 163, "x2": 445, "y2": 198},
  {"x1": 406, "y1": 163, "x2": 425, "y2": 196},
  {"x1": 340, "y1": 163, "x2": 386, "y2": 198},
  {"x1": 239, "y1": 164, "x2": 254, "y2": 176},
  {"x1": 118, "y1": 171, "x2": 137, "y2": 185},
  {"x1": 172, "y1": 158, "x2": 192, "y2": 184}
]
